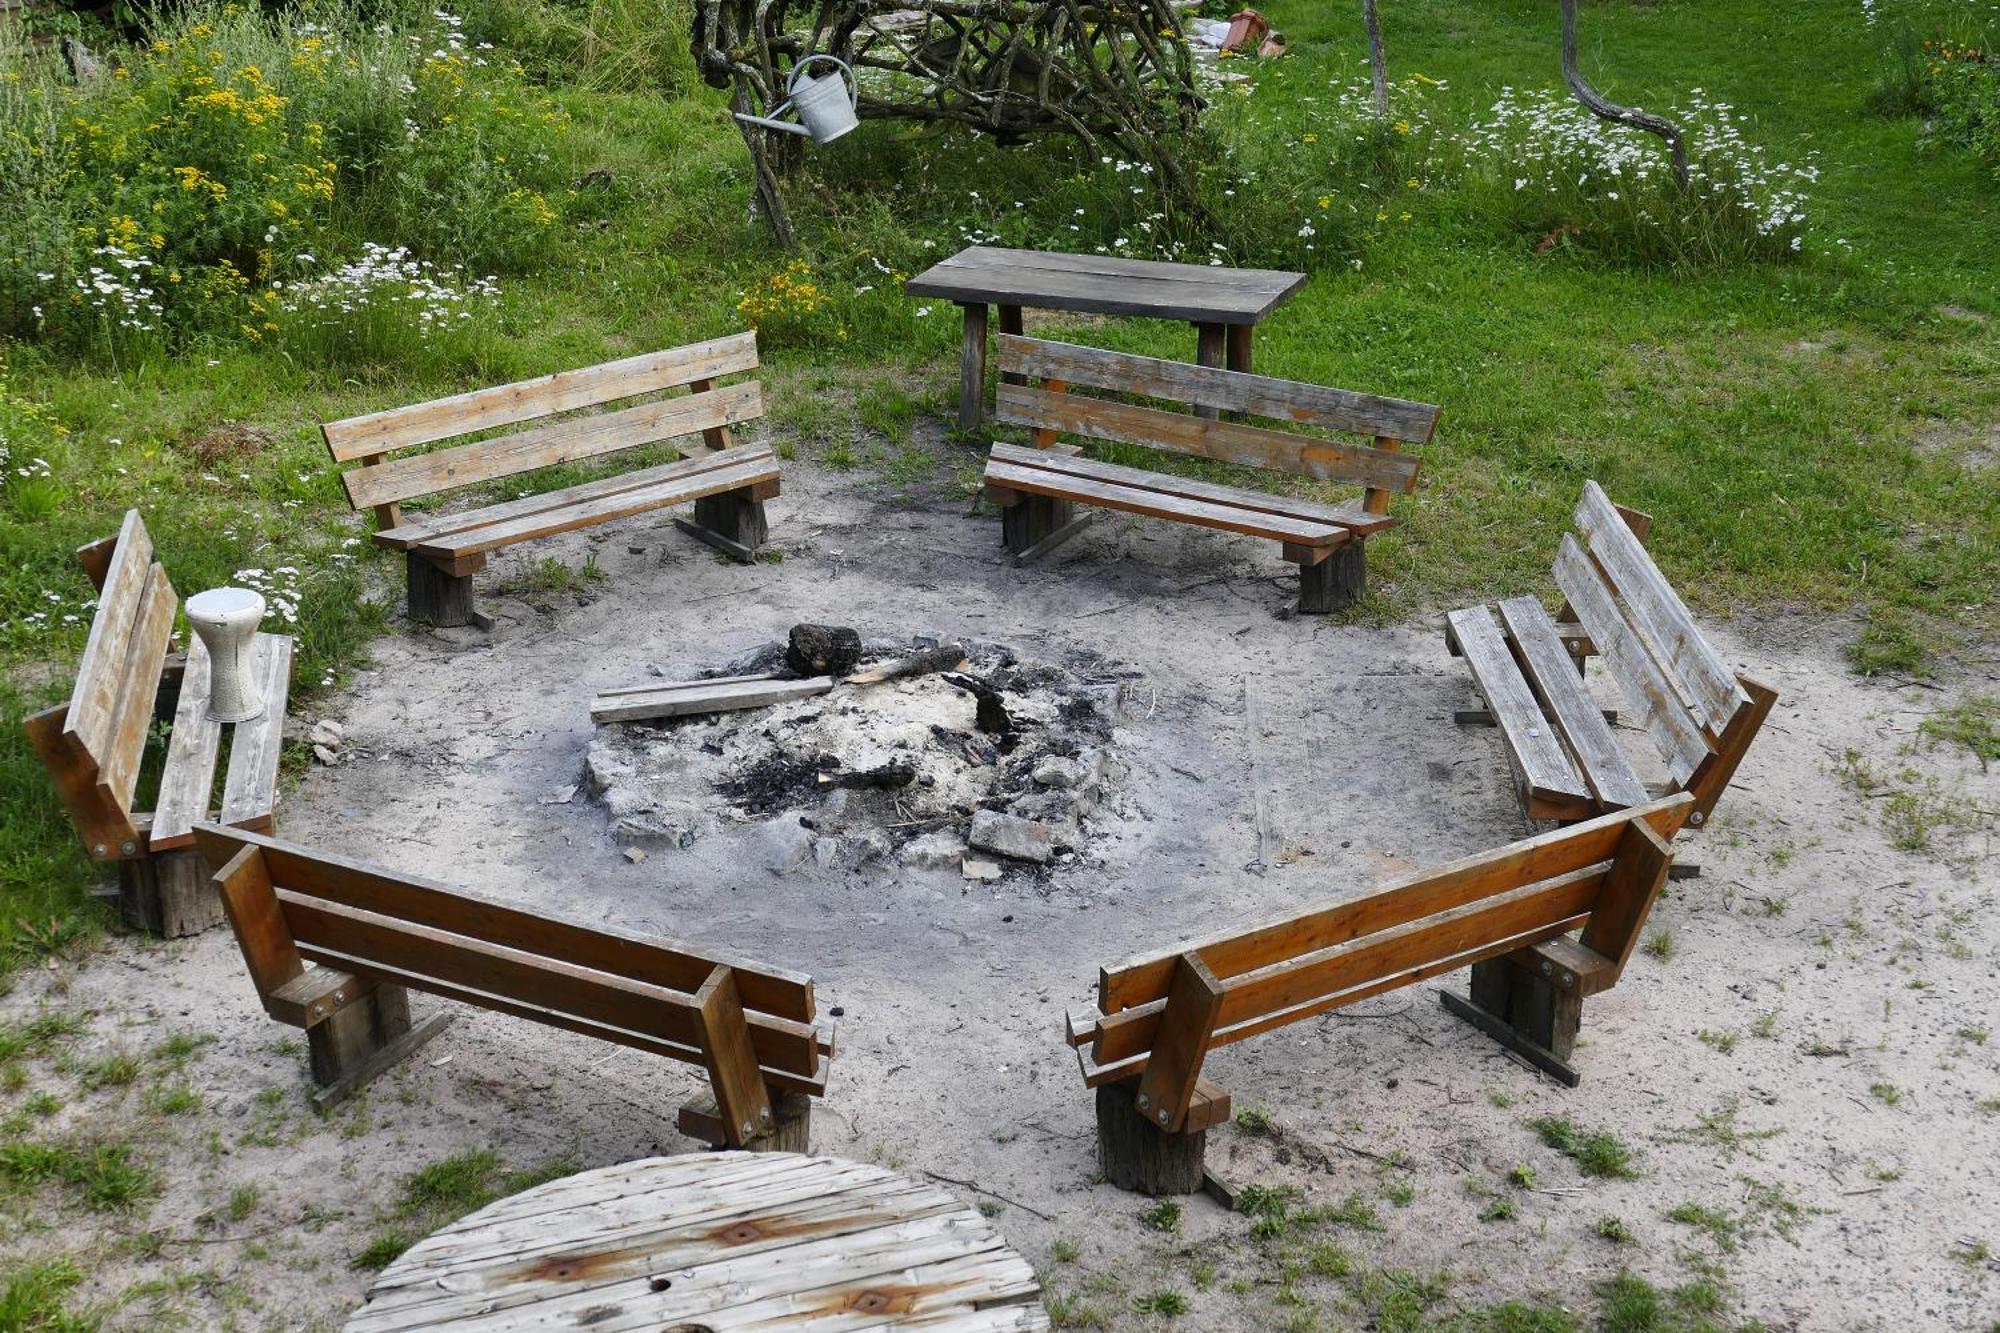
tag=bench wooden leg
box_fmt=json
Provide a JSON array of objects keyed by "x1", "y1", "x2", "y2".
[
  {"x1": 1441, "y1": 958, "x2": 1583, "y2": 1086},
  {"x1": 1097, "y1": 1077, "x2": 1209, "y2": 1195},
  {"x1": 678, "y1": 1090, "x2": 812, "y2": 1153},
  {"x1": 680, "y1": 484, "x2": 771, "y2": 564},
  {"x1": 1001, "y1": 493, "x2": 1075, "y2": 557},
  {"x1": 958, "y1": 302, "x2": 989, "y2": 430},
  {"x1": 407, "y1": 552, "x2": 482, "y2": 629},
  {"x1": 118, "y1": 848, "x2": 224, "y2": 938},
  {"x1": 1192, "y1": 322, "x2": 1227, "y2": 420},
  {"x1": 305, "y1": 984, "x2": 454, "y2": 1108},
  {"x1": 1295, "y1": 543, "x2": 1366, "y2": 614}
]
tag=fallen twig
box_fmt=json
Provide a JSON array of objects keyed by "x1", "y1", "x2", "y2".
[{"x1": 921, "y1": 1171, "x2": 1054, "y2": 1221}]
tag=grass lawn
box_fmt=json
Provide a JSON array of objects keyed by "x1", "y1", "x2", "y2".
[{"x1": 1, "y1": 0, "x2": 1993, "y2": 978}]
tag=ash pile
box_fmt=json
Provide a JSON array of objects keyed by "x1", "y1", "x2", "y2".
[{"x1": 583, "y1": 625, "x2": 1131, "y2": 877}]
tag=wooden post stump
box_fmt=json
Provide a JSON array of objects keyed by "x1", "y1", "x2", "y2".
[
  {"x1": 407, "y1": 552, "x2": 477, "y2": 628},
  {"x1": 1441, "y1": 955, "x2": 1584, "y2": 1086},
  {"x1": 309, "y1": 985, "x2": 414, "y2": 1087},
  {"x1": 118, "y1": 849, "x2": 224, "y2": 938},
  {"x1": 1097, "y1": 1078, "x2": 1208, "y2": 1195},
  {"x1": 678, "y1": 1091, "x2": 812, "y2": 1153},
  {"x1": 1296, "y1": 543, "x2": 1366, "y2": 614},
  {"x1": 1001, "y1": 493, "x2": 1074, "y2": 556},
  {"x1": 958, "y1": 302, "x2": 990, "y2": 429}
]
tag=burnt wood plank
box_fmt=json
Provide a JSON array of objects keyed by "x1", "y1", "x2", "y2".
[
  {"x1": 989, "y1": 443, "x2": 1391, "y2": 535},
  {"x1": 1095, "y1": 795, "x2": 1694, "y2": 1014},
  {"x1": 1447, "y1": 605, "x2": 1591, "y2": 810},
  {"x1": 996, "y1": 335, "x2": 1439, "y2": 443},
  {"x1": 344, "y1": 381, "x2": 764, "y2": 511},
  {"x1": 1552, "y1": 534, "x2": 1711, "y2": 783},
  {"x1": 323, "y1": 334, "x2": 760, "y2": 461},
  {"x1": 1496, "y1": 595, "x2": 1649, "y2": 810},
  {"x1": 997, "y1": 383, "x2": 1420, "y2": 491},
  {"x1": 1573, "y1": 481, "x2": 1747, "y2": 735},
  {"x1": 984, "y1": 458, "x2": 1342, "y2": 546}
]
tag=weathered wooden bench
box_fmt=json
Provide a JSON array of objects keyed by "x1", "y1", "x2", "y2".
[
  {"x1": 24, "y1": 511, "x2": 292, "y2": 938},
  {"x1": 322, "y1": 334, "x2": 779, "y2": 629},
  {"x1": 193, "y1": 825, "x2": 835, "y2": 1149},
  {"x1": 1064, "y1": 796, "x2": 1691, "y2": 1193},
  {"x1": 1447, "y1": 482, "x2": 1776, "y2": 838},
  {"x1": 982, "y1": 335, "x2": 1439, "y2": 612}
]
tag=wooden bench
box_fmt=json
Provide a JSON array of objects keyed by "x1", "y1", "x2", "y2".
[
  {"x1": 1447, "y1": 482, "x2": 1776, "y2": 838},
  {"x1": 192, "y1": 825, "x2": 836, "y2": 1149},
  {"x1": 1064, "y1": 796, "x2": 1691, "y2": 1193},
  {"x1": 982, "y1": 335, "x2": 1439, "y2": 612},
  {"x1": 322, "y1": 334, "x2": 779, "y2": 629},
  {"x1": 24, "y1": 511, "x2": 292, "y2": 938}
]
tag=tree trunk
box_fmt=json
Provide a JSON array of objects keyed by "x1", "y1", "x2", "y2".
[
  {"x1": 1363, "y1": 0, "x2": 1389, "y2": 122},
  {"x1": 1558, "y1": 0, "x2": 1689, "y2": 189}
]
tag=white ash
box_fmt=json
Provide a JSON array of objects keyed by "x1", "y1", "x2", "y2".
[{"x1": 585, "y1": 638, "x2": 1130, "y2": 869}]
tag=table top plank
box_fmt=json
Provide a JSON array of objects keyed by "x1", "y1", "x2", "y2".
[
  {"x1": 907, "y1": 245, "x2": 1305, "y2": 324},
  {"x1": 347, "y1": 1153, "x2": 1049, "y2": 1332}
]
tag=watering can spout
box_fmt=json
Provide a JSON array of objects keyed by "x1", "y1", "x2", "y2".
[{"x1": 730, "y1": 55, "x2": 859, "y2": 145}]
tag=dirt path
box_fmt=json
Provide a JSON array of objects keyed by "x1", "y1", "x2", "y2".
[{"x1": 6, "y1": 450, "x2": 1995, "y2": 1330}]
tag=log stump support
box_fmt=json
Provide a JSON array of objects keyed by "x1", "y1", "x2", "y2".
[
  {"x1": 998, "y1": 492, "x2": 1075, "y2": 557},
  {"x1": 1440, "y1": 955, "x2": 1584, "y2": 1086},
  {"x1": 407, "y1": 551, "x2": 488, "y2": 630},
  {"x1": 118, "y1": 848, "x2": 224, "y2": 938},
  {"x1": 679, "y1": 481, "x2": 775, "y2": 564},
  {"x1": 304, "y1": 985, "x2": 455, "y2": 1108},
  {"x1": 1097, "y1": 1078, "x2": 1211, "y2": 1195},
  {"x1": 1292, "y1": 540, "x2": 1366, "y2": 614}
]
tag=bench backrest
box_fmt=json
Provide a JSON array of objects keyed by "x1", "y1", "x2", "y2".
[
  {"x1": 994, "y1": 334, "x2": 1438, "y2": 513},
  {"x1": 192, "y1": 825, "x2": 834, "y2": 1116},
  {"x1": 1554, "y1": 483, "x2": 1768, "y2": 817},
  {"x1": 1066, "y1": 796, "x2": 1690, "y2": 1126},
  {"x1": 322, "y1": 333, "x2": 767, "y2": 528},
  {"x1": 22, "y1": 510, "x2": 179, "y2": 859}
]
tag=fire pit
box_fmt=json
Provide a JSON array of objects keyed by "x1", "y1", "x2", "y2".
[{"x1": 584, "y1": 631, "x2": 1132, "y2": 876}]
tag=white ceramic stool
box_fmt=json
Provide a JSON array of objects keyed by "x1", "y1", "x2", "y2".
[{"x1": 185, "y1": 587, "x2": 267, "y2": 723}]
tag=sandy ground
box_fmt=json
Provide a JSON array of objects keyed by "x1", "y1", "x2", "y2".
[{"x1": 5, "y1": 442, "x2": 1996, "y2": 1331}]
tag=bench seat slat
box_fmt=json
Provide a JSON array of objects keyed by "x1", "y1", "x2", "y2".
[
  {"x1": 1573, "y1": 482, "x2": 1747, "y2": 735},
  {"x1": 1087, "y1": 868, "x2": 1607, "y2": 1070},
  {"x1": 1495, "y1": 596, "x2": 1651, "y2": 810},
  {"x1": 192, "y1": 826, "x2": 815, "y2": 1021},
  {"x1": 375, "y1": 446, "x2": 774, "y2": 550},
  {"x1": 1097, "y1": 795, "x2": 1695, "y2": 1014},
  {"x1": 344, "y1": 380, "x2": 764, "y2": 512},
  {"x1": 275, "y1": 891, "x2": 824, "y2": 1078},
  {"x1": 988, "y1": 443, "x2": 1391, "y2": 535},
  {"x1": 985, "y1": 458, "x2": 1345, "y2": 546},
  {"x1": 412, "y1": 455, "x2": 780, "y2": 561},
  {"x1": 1446, "y1": 606, "x2": 1591, "y2": 810},
  {"x1": 998, "y1": 383, "x2": 1420, "y2": 493},
  {"x1": 217, "y1": 635, "x2": 293, "y2": 834},
  {"x1": 323, "y1": 333, "x2": 760, "y2": 462},
  {"x1": 1552, "y1": 534, "x2": 1710, "y2": 784},
  {"x1": 995, "y1": 335, "x2": 1439, "y2": 443},
  {"x1": 148, "y1": 636, "x2": 224, "y2": 851}
]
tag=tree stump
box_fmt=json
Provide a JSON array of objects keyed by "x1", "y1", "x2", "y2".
[
  {"x1": 1001, "y1": 494, "x2": 1074, "y2": 556},
  {"x1": 1096, "y1": 1078, "x2": 1207, "y2": 1195},
  {"x1": 1297, "y1": 543, "x2": 1366, "y2": 614},
  {"x1": 786, "y1": 624, "x2": 862, "y2": 677},
  {"x1": 118, "y1": 849, "x2": 224, "y2": 938},
  {"x1": 407, "y1": 552, "x2": 477, "y2": 627}
]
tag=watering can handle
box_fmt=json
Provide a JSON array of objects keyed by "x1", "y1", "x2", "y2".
[{"x1": 787, "y1": 53, "x2": 858, "y2": 110}]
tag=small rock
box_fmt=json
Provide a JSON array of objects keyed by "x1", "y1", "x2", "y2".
[
  {"x1": 968, "y1": 809, "x2": 1055, "y2": 864},
  {"x1": 813, "y1": 828, "x2": 893, "y2": 872},
  {"x1": 309, "y1": 719, "x2": 343, "y2": 746},
  {"x1": 623, "y1": 847, "x2": 647, "y2": 864},
  {"x1": 961, "y1": 856, "x2": 1003, "y2": 881},
  {"x1": 1032, "y1": 755, "x2": 1086, "y2": 789},
  {"x1": 899, "y1": 830, "x2": 968, "y2": 869},
  {"x1": 311, "y1": 743, "x2": 338, "y2": 766},
  {"x1": 756, "y1": 814, "x2": 815, "y2": 875},
  {"x1": 539, "y1": 784, "x2": 579, "y2": 806}
]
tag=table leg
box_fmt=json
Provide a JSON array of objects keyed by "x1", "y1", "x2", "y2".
[
  {"x1": 957, "y1": 302, "x2": 989, "y2": 431},
  {"x1": 1226, "y1": 324, "x2": 1252, "y2": 374},
  {"x1": 998, "y1": 304, "x2": 1024, "y2": 387},
  {"x1": 1194, "y1": 322, "x2": 1226, "y2": 419}
]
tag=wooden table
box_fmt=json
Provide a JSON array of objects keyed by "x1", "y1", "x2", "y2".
[
  {"x1": 343, "y1": 1152, "x2": 1051, "y2": 1331},
  {"x1": 905, "y1": 245, "x2": 1307, "y2": 428}
]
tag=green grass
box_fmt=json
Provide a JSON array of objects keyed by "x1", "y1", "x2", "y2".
[
  {"x1": 0, "y1": 1256, "x2": 97, "y2": 1332},
  {"x1": 1529, "y1": 1115, "x2": 1640, "y2": 1179},
  {"x1": 354, "y1": 1148, "x2": 576, "y2": 1271}
]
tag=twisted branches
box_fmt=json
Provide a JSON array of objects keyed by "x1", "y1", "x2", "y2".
[{"x1": 1559, "y1": 0, "x2": 1689, "y2": 189}]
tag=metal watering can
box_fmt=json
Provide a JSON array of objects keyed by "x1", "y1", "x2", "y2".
[{"x1": 733, "y1": 55, "x2": 859, "y2": 145}]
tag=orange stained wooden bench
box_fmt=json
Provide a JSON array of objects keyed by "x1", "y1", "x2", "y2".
[
  {"x1": 322, "y1": 334, "x2": 778, "y2": 630},
  {"x1": 981, "y1": 334, "x2": 1439, "y2": 613},
  {"x1": 1064, "y1": 796, "x2": 1692, "y2": 1194},
  {"x1": 24, "y1": 511, "x2": 292, "y2": 938},
  {"x1": 192, "y1": 825, "x2": 836, "y2": 1149},
  {"x1": 1446, "y1": 482, "x2": 1776, "y2": 848}
]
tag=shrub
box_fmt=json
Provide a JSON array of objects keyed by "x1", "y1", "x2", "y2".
[
  {"x1": 1915, "y1": 39, "x2": 1999, "y2": 174},
  {"x1": 1460, "y1": 87, "x2": 1815, "y2": 266}
]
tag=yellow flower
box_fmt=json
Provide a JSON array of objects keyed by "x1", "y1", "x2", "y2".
[
  {"x1": 1302, "y1": 133, "x2": 1318, "y2": 143},
  {"x1": 1316, "y1": 195, "x2": 1331, "y2": 210}
]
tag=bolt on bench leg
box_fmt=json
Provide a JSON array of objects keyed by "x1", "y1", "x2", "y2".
[
  {"x1": 678, "y1": 484, "x2": 773, "y2": 564},
  {"x1": 1293, "y1": 542, "x2": 1366, "y2": 615},
  {"x1": 1440, "y1": 957, "x2": 1583, "y2": 1086},
  {"x1": 406, "y1": 552, "x2": 484, "y2": 629},
  {"x1": 119, "y1": 849, "x2": 224, "y2": 939}
]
